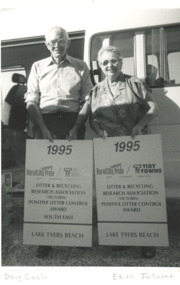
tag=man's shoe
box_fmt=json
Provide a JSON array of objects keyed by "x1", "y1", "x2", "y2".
[
  {"x1": 141, "y1": 247, "x2": 156, "y2": 258},
  {"x1": 36, "y1": 246, "x2": 52, "y2": 258}
]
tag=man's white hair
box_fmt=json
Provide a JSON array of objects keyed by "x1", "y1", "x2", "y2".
[{"x1": 45, "y1": 26, "x2": 69, "y2": 42}]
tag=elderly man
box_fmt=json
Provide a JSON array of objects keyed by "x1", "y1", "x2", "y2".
[
  {"x1": 25, "y1": 26, "x2": 93, "y2": 141},
  {"x1": 25, "y1": 26, "x2": 93, "y2": 258}
]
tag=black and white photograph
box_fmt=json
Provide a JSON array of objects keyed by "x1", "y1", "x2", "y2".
[{"x1": 1, "y1": 1, "x2": 180, "y2": 284}]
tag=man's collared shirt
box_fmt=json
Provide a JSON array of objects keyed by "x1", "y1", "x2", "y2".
[{"x1": 25, "y1": 55, "x2": 93, "y2": 113}]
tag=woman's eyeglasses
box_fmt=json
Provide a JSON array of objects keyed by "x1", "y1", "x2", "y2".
[{"x1": 101, "y1": 59, "x2": 119, "y2": 66}]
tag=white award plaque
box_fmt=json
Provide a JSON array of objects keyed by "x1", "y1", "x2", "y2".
[
  {"x1": 94, "y1": 134, "x2": 169, "y2": 246},
  {"x1": 23, "y1": 139, "x2": 93, "y2": 247}
]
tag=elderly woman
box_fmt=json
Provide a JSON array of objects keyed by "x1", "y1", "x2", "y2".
[
  {"x1": 91, "y1": 46, "x2": 158, "y2": 258},
  {"x1": 75, "y1": 46, "x2": 158, "y2": 258},
  {"x1": 88, "y1": 45, "x2": 158, "y2": 139}
]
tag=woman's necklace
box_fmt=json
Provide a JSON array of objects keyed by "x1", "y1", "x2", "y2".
[
  {"x1": 109, "y1": 81, "x2": 119, "y2": 87},
  {"x1": 108, "y1": 80, "x2": 119, "y2": 97}
]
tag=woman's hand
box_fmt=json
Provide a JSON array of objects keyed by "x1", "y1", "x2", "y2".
[
  {"x1": 98, "y1": 129, "x2": 108, "y2": 139},
  {"x1": 67, "y1": 125, "x2": 78, "y2": 141}
]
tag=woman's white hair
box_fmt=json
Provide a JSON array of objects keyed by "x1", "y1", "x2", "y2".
[
  {"x1": 98, "y1": 46, "x2": 123, "y2": 63},
  {"x1": 45, "y1": 26, "x2": 69, "y2": 42}
]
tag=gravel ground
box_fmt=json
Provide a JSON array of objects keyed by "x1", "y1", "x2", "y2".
[{"x1": 1, "y1": 196, "x2": 180, "y2": 267}]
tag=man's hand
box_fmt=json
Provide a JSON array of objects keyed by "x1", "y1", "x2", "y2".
[
  {"x1": 131, "y1": 125, "x2": 142, "y2": 139},
  {"x1": 26, "y1": 102, "x2": 55, "y2": 142},
  {"x1": 41, "y1": 127, "x2": 55, "y2": 142}
]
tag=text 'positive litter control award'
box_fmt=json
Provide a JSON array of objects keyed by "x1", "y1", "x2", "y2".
[
  {"x1": 23, "y1": 140, "x2": 93, "y2": 247},
  {"x1": 94, "y1": 134, "x2": 169, "y2": 247}
]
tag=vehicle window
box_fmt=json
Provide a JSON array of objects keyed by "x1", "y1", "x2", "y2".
[
  {"x1": 1, "y1": 66, "x2": 26, "y2": 104},
  {"x1": 146, "y1": 25, "x2": 180, "y2": 87},
  {"x1": 67, "y1": 38, "x2": 84, "y2": 59},
  {"x1": 90, "y1": 31, "x2": 134, "y2": 84},
  {"x1": 90, "y1": 25, "x2": 180, "y2": 87},
  {"x1": 111, "y1": 32, "x2": 134, "y2": 76},
  {"x1": 168, "y1": 52, "x2": 180, "y2": 85},
  {"x1": 1, "y1": 34, "x2": 84, "y2": 80}
]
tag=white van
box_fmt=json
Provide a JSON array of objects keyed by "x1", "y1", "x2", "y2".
[{"x1": 1, "y1": 6, "x2": 180, "y2": 198}]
